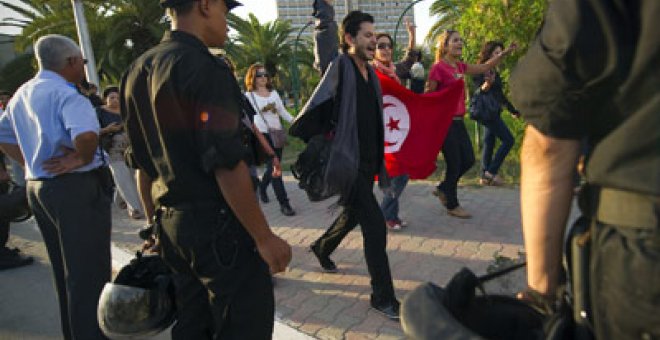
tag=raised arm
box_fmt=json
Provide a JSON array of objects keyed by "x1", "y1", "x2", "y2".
[
  {"x1": 465, "y1": 43, "x2": 517, "y2": 75},
  {"x1": 313, "y1": 0, "x2": 339, "y2": 75}
]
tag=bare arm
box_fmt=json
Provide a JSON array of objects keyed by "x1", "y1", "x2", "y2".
[
  {"x1": 215, "y1": 161, "x2": 291, "y2": 273},
  {"x1": 405, "y1": 18, "x2": 416, "y2": 51},
  {"x1": 100, "y1": 123, "x2": 122, "y2": 135},
  {"x1": 136, "y1": 169, "x2": 155, "y2": 221},
  {"x1": 466, "y1": 43, "x2": 517, "y2": 75},
  {"x1": 425, "y1": 79, "x2": 438, "y2": 93},
  {"x1": 42, "y1": 131, "x2": 98, "y2": 175},
  {"x1": 520, "y1": 125, "x2": 580, "y2": 296},
  {"x1": 0, "y1": 143, "x2": 25, "y2": 166}
]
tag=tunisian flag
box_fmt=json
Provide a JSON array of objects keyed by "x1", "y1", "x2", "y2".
[{"x1": 376, "y1": 72, "x2": 464, "y2": 179}]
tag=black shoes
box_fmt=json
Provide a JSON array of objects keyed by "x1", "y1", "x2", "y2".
[
  {"x1": 371, "y1": 299, "x2": 401, "y2": 320},
  {"x1": 309, "y1": 244, "x2": 338, "y2": 273},
  {"x1": 0, "y1": 247, "x2": 34, "y2": 271},
  {"x1": 280, "y1": 202, "x2": 296, "y2": 216},
  {"x1": 259, "y1": 187, "x2": 270, "y2": 203}
]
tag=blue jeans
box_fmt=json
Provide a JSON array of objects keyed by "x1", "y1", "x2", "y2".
[
  {"x1": 437, "y1": 120, "x2": 475, "y2": 209},
  {"x1": 481, "y1": 117, "x2": 514, "y2": 176},
  {"x1": 380, "y1": 174, "x2": 409, "y2": 221}
]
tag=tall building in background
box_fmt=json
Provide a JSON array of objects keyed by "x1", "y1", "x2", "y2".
[{"x1": 277, "y1": 0, "x2": 414, "y2": 48}]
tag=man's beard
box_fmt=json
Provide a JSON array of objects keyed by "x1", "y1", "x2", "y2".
[{"x1": 354, "y1": 45, "x2": 372, "y2": 61}]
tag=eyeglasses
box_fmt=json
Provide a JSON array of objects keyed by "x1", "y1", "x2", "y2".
[
  {"x1": 68, "y1": 56, "x2": 88, "y2": 65},
  {"x1": 255, "y1": 72, "x2": 268, "y2": 78},
  {"x1": 377, "y1": 43, "x2": 392, "y2": 50}
]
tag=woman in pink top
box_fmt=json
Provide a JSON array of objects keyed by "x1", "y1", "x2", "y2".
[{"x1": 427, "y1": 30, "x2": 515, "y2": 218}]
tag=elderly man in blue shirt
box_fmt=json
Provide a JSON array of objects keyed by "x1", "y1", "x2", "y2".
[{"x1": 0, "y1": 34, "x2": 111, "y2": 339}]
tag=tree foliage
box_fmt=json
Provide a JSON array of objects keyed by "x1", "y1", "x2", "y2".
[
  {"x1": 225, "y1": 13, "x2": 316, "y2": 105},
  {"x1": 225, "y1": 13, "x2": 296, "y2": 79},
  {"x1": 427, "y1": 0, "x2": 549, "y2": 168}
]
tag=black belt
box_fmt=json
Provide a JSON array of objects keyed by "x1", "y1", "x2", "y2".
[
  {"x1": 452, "y1": 116, "x2": 464, "y2": 121},
  {"x1": 159, "y1": 200, "x2": 229, "y2": 215},
  {"x1": 596, "y1": 188, "x2": 659, "y2": 229},
  {"x1": 31, "y1": 167, "x2": 108, "y2": 181}
]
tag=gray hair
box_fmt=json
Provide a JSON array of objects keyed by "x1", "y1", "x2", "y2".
[{"x1": 34, "y1": 34, "x2": 82, "y2": 71}]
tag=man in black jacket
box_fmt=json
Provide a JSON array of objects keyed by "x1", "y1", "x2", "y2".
[
  {"x1": 121, "y1": 0, "x2": 291, "y2": 338},
  {"x1": 290, "y1": 3, "x2": 400, "y2": 320}
]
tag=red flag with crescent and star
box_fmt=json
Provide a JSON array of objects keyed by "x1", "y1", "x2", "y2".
[{"x1": 376, "y1": 71, "x2": 464, "y2": 179}]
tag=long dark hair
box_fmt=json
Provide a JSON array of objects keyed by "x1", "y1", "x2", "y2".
[{"x1": 477, "y1": 41, "x2": 504, "y2": 64}]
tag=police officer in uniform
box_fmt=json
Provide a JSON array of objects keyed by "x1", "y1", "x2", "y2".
[
  {"x1": 120, "y1": 0, "x2": 292, "y2": 338},
  {"x1": 511, "y1": 0, "x2": 659, "y2": 339}
]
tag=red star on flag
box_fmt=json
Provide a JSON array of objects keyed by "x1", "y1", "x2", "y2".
[{"x1": 386, "y1": 117, "x2": 400, "y2": 132}]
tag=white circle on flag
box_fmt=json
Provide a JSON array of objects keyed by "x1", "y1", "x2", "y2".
[{"x1": 383, "y1": 95, "x2": 410, "y2": 153}]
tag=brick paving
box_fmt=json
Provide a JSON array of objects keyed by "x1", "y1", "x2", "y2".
[
  {"x1": 100, "y1": 174, "x2": 539, "y2": 339},
  {"x1": 257, "y1": 175, "x2": 529, "y2": 339}
]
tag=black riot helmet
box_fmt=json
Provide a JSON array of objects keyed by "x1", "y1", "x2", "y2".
[{"x1": 97, "y1": 252, "x2": 176, "y2": 338}]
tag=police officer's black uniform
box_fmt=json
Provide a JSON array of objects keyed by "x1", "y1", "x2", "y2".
[
  {"x1": 511, "y1": 0, "x2": 660, "y2": 338},
  {"x1": 120, "y1": 28, "x2": 273, "y2": 339}
]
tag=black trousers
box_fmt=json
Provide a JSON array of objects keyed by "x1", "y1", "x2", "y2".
[
  {"x1": 590, "y1": 219, "x2": 660, "y2": 339},
  {"x1": 0, "y1": 218, "x2": 8, "y2": 248},
  {"x1": 313, "y1": 172, "x2": 397, "y2": 305},
  {"x1": 437, "y1": 120, "x2": 475, "y2": 209},
  {"x1": 260, "y1": 133, "x2": 289, "y2": 205},
  {"x1": 158, "y1": 202, "x2": 274, "y2": 339},
  {"x1": 27, "y1": 171, "x2": 112, "y2": 340},
  {"x1": 1, "y1": 182, "x2": 12, "y2": 248}
]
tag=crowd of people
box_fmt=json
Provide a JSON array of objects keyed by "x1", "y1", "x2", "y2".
[{"x1": 0, "y1": 0, "x2": 656, "y2": 339}]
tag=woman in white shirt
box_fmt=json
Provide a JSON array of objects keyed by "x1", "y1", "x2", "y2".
[{"x1": 245, "y1": 63, "x2": 296, "y2": 216}]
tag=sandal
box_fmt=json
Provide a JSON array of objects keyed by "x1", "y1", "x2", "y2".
[
  {"x1": 516, "y1": 288, "x2": 555, "y2": 315},
  {"x1": 481, "y1": 172, "x2": 504, "y2": 186}
]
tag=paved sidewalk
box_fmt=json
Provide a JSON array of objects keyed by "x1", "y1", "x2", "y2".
[{"x1": 0, "y1": 176, "x2": 569, "y2": 339}]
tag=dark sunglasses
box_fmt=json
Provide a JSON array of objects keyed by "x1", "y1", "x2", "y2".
[
  {"x1": 376, "y1": 42, "x2": 392, "y2": 50},
  {"x1": 255, "y1": 72, "x2": 269, "y2": 78}
]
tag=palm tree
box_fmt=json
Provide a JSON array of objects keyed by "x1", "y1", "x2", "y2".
[
  {"x1": 225, "y1": 13, "x2": 296, "y2": 80},
  {"x1": 96, "y1": 0, "x2": 167, "y2": 82},
  {"x1": 426, "y1": 0, "x2": 465, "y2": 45},
  {"x1": 0, "y1": 0, "x2": 96, "y2": 52}
]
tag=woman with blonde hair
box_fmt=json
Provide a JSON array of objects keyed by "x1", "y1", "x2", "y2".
[
  {"x1": 427, "y1": 30, "x2": 515, "y2": 218},
  {"x1": 245, "y1": 63, "x2": 296, "y2": 216}
]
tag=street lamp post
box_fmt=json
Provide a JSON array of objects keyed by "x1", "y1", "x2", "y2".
[
  {"x1": 291, "y1": 20, "x2": 314, "y2": 113},
  {"x1": 392, "y1": 0, "x2": 423, "y2": 61},
  {"x1": 71, "y1": 0, "x2": 99, "y2": 87}
]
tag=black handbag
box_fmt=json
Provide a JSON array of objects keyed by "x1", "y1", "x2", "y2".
[
  {"x1": 469, "y1": 89, "x2": 501, "y2": 122},
  {"x1": 291, "y1": 134, "x2": 335, "y2": 202}
]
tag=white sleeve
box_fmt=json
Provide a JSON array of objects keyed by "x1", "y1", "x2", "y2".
[{"x1": 273, "y1": 92, "x2": 294, "y2": 123}]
